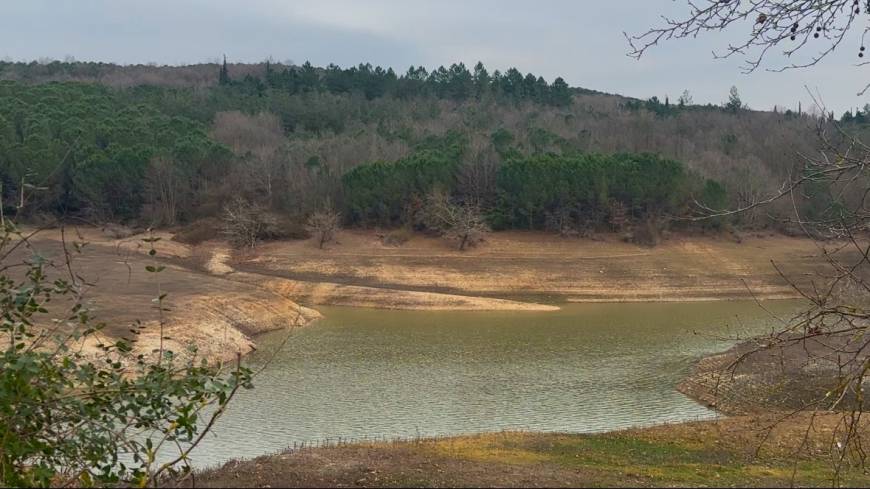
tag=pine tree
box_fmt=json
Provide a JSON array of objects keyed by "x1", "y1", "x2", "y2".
[
  {"x1": 724, "y1": 86, "x2": 743, "y2": 113},
  {"x1": 219, "y1": 55, "x2": 230, "y2": 85},
  {"x1": 550, "y1": 77, "x2": 572, "y2": 106},
  {"x1": 678, "y1": 89, "x2": 693, "y2": 107}
]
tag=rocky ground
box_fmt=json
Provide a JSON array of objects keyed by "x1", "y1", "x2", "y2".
[{"x1": 679, "y1": 331, "x2": 870, "y2": 415}]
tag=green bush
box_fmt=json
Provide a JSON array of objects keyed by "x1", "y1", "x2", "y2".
[{"x1": 0, "y1": 223, "x2": 252, "y2": 487}]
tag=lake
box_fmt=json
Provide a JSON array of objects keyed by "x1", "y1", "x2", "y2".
[{"x1": 190, "y1": 300, "x2": 803, "y2": 468}]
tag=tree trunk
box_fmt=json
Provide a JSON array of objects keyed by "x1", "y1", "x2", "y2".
[{"x1": 459, "y1": 233, "x2": 469, "y2": 251}]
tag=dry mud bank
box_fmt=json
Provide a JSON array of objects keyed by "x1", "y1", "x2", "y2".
[
  {"x1": 11, "y1": 228, "x2": 320, "y2": 364},
  {"x1": 232, "y1": 229, "x2": 844, "y2": 305},
  {"x1": 201, "y1": 241, "x2": 559, "y2": 311},
  {"x1": 678, "y1": 333, "x2": 869, "y2": 415}
]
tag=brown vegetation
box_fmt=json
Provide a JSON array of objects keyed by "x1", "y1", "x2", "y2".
[
  {"x1": 421, "y1": 190, "x2": 488, "y2": 250},
  {"x1": 231, "y1": 229, "x2": 844, "y2": 305},
  {"x1": 306, "y1": 205, "x2": 341, "y2": 249}
]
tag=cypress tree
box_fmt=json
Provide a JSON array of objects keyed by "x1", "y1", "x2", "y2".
[{"x1": 219, "y1": 55, "x2": 230, "y2": 85}]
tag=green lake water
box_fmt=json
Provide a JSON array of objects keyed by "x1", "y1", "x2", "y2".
[{"x1": 190, "y1": 300, "x2": 803, "y2": 468}]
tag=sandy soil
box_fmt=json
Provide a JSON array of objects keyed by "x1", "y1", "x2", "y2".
[
  {"x1": 232, "y1": 229, "x2": 847, "y2": 306},
  {"x1": 233, "y1": 272, "x2": 560, "y2": 311},
  {"x1": 197, "y1": 240, "x2": 559, "y2": 311},
  {"x1": 9, "y1": 227, "x2": 320, "y2": 364}
]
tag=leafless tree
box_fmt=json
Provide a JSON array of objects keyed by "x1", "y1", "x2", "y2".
[
  {"x1": 212, "y1": 111, "x2": 288, "y2": 206},
  {"x1": 145, "y1": 156, "x2": 183, "y2": 226},
  {"x1": 631, "y1": 1, "x2": 870, "y2": 483},
  {"x1": 221, "y1": 197, "x2": 275, "y2": 249},
  {"x1": 306, "y1": 205, "x2": 341, "y2": 249},
  {"x1": 458, "y1": 136, "x2": 500, "y2": 207},
  {"x1": 678, "y1": 89, "x2": 693, "y2": 106},
  {"x1": 423, "y1": 190, "x2": 489, "y2": 251},
  {"x1": 628, "y1": 0, "x2": 870, "y2": 92},
  {"x1": 609, "y1": 200, "x2": 629, "y2": 232}
]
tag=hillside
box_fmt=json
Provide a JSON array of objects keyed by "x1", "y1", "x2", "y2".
[{"x1": 1, "y1": 59, "x2": 861, "y2": 240}]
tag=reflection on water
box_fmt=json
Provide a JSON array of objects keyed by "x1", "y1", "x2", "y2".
[{"x1": 190, "y1": 300, "x2": 803, "y2": 468}]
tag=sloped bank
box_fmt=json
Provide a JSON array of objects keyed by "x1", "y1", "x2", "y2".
[
  {"x1": 187, "y1": 412, "x2": 867, "y2": 487},
  {"x1": 232, "y1": 230, "x2": 843, "y2": 305},
  {"x1": 678, "y1": 332, "x2": 864, "y2": 415},
  {"x1": 202, "y1": 243, "x2": 560, "y2": 311},
  {"x1": 19, "y1": 229, "x2": 322, "y2": 365}
]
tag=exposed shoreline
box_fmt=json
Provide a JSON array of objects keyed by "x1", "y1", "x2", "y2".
[
  {"x1": 18, "y1": 226, "x2": 846, "y2": 365},
  {"x1": 226, "y1": 229, "x2": 836, "y2": 308},
  {"x1": 676, "y1": 331, "x2": 861, "y2": 416},
  {"x1": 188, "y1": 412, "x2": 867, "y2": 487},
  {"x1": 16, "y1": 228, "x2": 323, "y2": 365}
]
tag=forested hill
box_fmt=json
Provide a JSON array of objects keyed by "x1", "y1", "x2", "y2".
[{"x1": 0, "y1": 59, "x2": 859, "y2": 239}]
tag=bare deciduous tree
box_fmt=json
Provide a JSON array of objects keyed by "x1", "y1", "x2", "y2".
[
  {"x1": 221, "y1": 197, "x2": 275, "y2": 249},
  {"x1": 306, "y1": 205, "x2": 341, "y2": 249},
  {"x1": 457, "y1": 135, "x2": 500, "y2": 207},
  {"x1": 423, "y1": 190, "x2": 489, "y2": 251},
  {"x1": 145, "y1": 156, "x2": 183, "y2": 226},
  {"x1": 628, "y1": 0, "x2": 869, "y2": 83},
  {"x1": 631, "y1": 1, "x2": 870, "y2": 483},
  {"x1": 212, "y1": 111, "x2": 288, "y2": 206}
]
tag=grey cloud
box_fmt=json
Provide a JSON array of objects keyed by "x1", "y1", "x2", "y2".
[{"x1": 0, "y1": 0, "x2": 865, "y2": 113}]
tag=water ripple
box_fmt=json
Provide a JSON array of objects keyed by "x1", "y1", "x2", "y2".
[{"x1": 185, "y1": 300, "x2": 803, "y2": 468}]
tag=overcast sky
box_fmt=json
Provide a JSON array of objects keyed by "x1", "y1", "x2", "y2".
[{"x1": 2, "y1": 0, "x2": 867, "y2": 113}]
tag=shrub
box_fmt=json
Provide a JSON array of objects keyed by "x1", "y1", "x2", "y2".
[
  {"x1": 221, "y1": 198, "x2": 277, "y2": 248},
  {"x1": 172, "y1": 217, "x2": 222, "y2": 245},
  {"x1": 263, "y1": 215, "x2": 311, "y2": 241},
  {"x1": 0, "y1": 223, "x2": 252, "y2": 487},
  {"x1": 381, "y1": 228, "x2": 413, "y2": 247}
]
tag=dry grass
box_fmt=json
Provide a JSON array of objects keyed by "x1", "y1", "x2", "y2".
[
  {"x1": 234, "y1": 229, "x2": 841, "y2": 305},
  {"x1": 190, "y1": 413, "x2": 869, "y2": 487}
]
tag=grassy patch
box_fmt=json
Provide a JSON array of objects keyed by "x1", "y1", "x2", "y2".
[
  {"x1": 422, "y1": 430, "x2": 864, "y2": 487},
  {"x1": 196, "y1": 415, "x2": 870, "y2": 488},
  {"x1": 428, "y1": 434, "x2": 551, "y2": 465}
]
